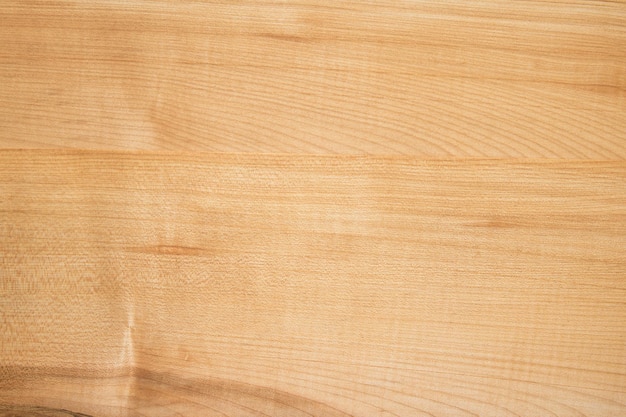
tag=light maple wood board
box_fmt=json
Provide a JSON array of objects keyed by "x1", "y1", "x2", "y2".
[
  {"x1": 2, "y1": 0, "x2": 626, "y2": 416},
  {"x1": 1, "y1": 0, "x2": 626, "y2": 156},
  {"x1": 1, "y1": 151, "x2": 625, "y2": 416}
]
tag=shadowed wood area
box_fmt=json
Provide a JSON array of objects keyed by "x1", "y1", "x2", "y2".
[
  {"x1": 1, "y1": 0, "x2": 625, "y2": 156},
  {"x1": 1, "y1": 151, "x2": 625, "y2": 416},
  {"x1": 0, "y1": 405, "x2": 93, "y2": 417}
]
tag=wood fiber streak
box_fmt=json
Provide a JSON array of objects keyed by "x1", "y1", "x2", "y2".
[
  {"x1": 1, "y1": 151, "x2": 625, "y2": 416},
  {"x1": 1, "y1": 1, "x2": 625, "y2": 156}
]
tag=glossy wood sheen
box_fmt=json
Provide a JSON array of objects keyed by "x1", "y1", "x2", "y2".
[
  {"x1": 1, "y1": 1, "x2": 625, "y2": 156},
  {"x1": 1, "y1": 151, "x2": 625, "y2": 416}
]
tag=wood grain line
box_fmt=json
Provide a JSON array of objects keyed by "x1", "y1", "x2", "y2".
[
  {"x1": 1, "y1": 150, "x2": 624, "y2": 416},
  {"x1": 1, "y1": 1, "x2": 625, "y2": 156}
]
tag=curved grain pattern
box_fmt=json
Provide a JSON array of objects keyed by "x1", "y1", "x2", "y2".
[
  {"x1": 1, "y1": 151, "x2": 625, "y2": 416},
  {"x1": 1, "y1": 1, "x2": 625, "y2": 156},
  {"x1": 0, "y1": 406, "x2": 92, "y2": 417}
]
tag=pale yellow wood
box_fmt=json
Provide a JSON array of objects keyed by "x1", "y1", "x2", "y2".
[
  {"x1": 2, "y1": 0, "x2": 626, "y2": 415},
  {"x1": 1, "y1": 1, "x2": 625, "y2": 156},
  {"x1": 1, "y1": 151, "x2": 625, "y2": 416}
]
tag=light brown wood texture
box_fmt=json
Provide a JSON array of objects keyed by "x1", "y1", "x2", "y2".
[
  {"x1": 1, "y1": 1, "x2": 626, "y2": 156},
  {"x1": 1, "y1": 151, "x2": 625, "y2": 416},
  {"x1": 2, "y1": 1, "x2": 626, "y2": 416}
]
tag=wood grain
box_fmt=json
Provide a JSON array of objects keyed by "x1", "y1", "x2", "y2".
[
  {"x1": 1, "y1": 1, "x2": 625, "y2": 156},
  {"x1": 2, "y1": 1, "x2": 626, "y2": 414},
  {"x1": 2, "y1": 150, "x2": 625, "y2": 416}
]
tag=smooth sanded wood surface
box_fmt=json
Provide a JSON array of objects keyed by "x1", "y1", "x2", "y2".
[
  {"x1": 1, "y1": 0, "x2": 626, "y2": 156},
  {"x1": 1, "y1": 151, "x2": 625, "y2": 416},
  {"x1": 2, "y1": 1, "x2": 626, "y2": 416}
]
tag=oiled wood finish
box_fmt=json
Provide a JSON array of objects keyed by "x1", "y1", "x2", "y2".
[
  {"x1": 1, "y1": 1, "x2": 626, "y2": 156},
  {"x1": 2, "y1": 151, "x2": 625, "y2": 416}
]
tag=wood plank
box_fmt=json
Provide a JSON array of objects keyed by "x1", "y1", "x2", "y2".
[
  {"x1": 1, "y1": 1, "x2": 625, "y2": 156},
  {"x1": 1, "y1": 150, "x2": 625, "y2": 416}
]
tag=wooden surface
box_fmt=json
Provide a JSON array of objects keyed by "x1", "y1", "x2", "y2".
[
  {"x1": 2, "y1": 152, "x2": 625, "y2": 416},
  {"x1": 1, "y1": 0, "x2": 626, "y2": 156},
  {"x1": 1, "y1": 1, "x2": 626, "y2": 417}
]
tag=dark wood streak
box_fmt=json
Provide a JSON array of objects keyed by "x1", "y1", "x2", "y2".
[
  {"x1": 134, "y1": 369, "x2": 356, "y2": 417},
  {"x1": 0, "y1": 405, "x2": 93, "y2": 417}
]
